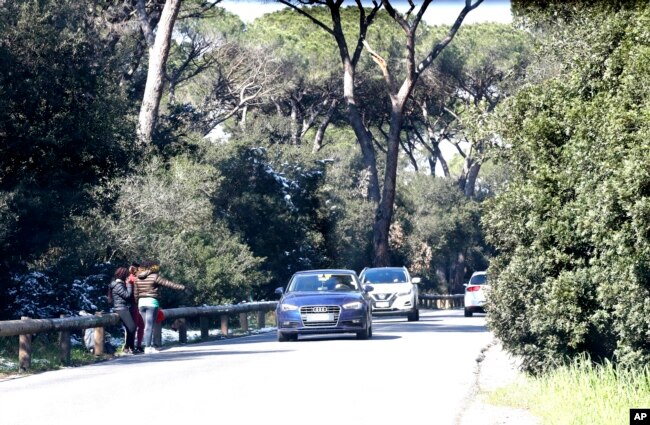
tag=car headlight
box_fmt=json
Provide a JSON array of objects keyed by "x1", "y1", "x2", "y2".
[
  {"x1": 397, "y1": 288, "x2": 413, "y2": 296},
  {"x1": 342, "y1": 301, "x2": 363, "y2": 310},
  {"x1": 280, "y1": 303, "x2": 299, "y2": 311}
]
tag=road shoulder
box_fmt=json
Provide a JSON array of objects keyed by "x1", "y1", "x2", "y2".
[{"x1": 457, "y1": 339, "x2": 541, "y2": 425}]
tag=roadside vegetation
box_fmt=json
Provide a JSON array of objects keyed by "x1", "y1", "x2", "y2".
[
  {"x1": 489, "y1": 357, "x2": 650, "y2": 425},
  {"x1": 486, "y1": 0, "x2": 650, "y2": 373}
]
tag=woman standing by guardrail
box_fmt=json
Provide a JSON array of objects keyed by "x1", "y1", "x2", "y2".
[
  {"x1": 134, "y1": 260, "x2": 186, "y2": 354},
  {"x1": 108, "y1": 267, "x2": 137, "y2": 355}
]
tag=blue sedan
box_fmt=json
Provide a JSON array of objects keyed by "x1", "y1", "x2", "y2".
[{"x1": 275, "y1": 269, "x2": 374, "y2": 341}]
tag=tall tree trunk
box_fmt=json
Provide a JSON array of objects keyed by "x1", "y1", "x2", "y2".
[
  {"x1": 367, "y1": 0, "x2": 482, "y2": 265},
  {"x1": 438, "y1": 150, "x2": 450, "y2": 177},
  {"x1": 459, "y1": 156, "x2": 481, "y2": 197},
  {"x1": 464, "y1": 161, "x2": 481, "y2": 197},
  {"x1": 168, "y1": 82, "x2": 177, "y2": 105},
  {"x1": 312, "y1": 99, "x2": 337, "y2": 153},
  {"x1": 428, "y1": 155, "x2": 437, "y2": 176},
  {"x1": 136, "y1": 0, "x2": 181, "y2": 146},
  {"x1": 372, "y1": 105, "x2": 405, "y2": 266},
  {"x1": 326, "y1": 4, "x2": 381, "y2": 202},
  {"x1": 341, "y1": 58, "x2": 380, "y2": 202}
]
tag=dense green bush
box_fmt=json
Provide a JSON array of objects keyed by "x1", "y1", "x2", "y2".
[{"x1": 485, "y1": 4, "x2": 650, "y2": 373}]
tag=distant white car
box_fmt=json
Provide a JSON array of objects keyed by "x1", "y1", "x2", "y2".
[
  {"x1": 359, "y1": 266, "x2": 420, "y2": 321},
  {"x1": 464, "y1": 271, "x2": 488, "y2": 317}
]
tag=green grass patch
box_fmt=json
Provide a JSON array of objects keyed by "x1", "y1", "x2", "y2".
[{"x1": 488, "y1": 357, "x2": 650, "y2": 424}]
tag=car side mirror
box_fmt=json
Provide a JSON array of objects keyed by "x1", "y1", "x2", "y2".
[
  {"x1": 412, "y1": 277, "x2": 421, "y2": 284},
  {"x1": 274, "y1": 287, "x2": 284, "y2": 296},
  {"x1": 364, "y1": 284, "x2": 374, "y2": 293}
]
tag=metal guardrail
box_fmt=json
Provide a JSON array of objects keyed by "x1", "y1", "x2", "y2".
[
  {"x1": 0, "y1": 301, "x2": 278, "y2": 371},
  {"x1": 418, "y1": 293, "x2": 464, "y2": 309}
]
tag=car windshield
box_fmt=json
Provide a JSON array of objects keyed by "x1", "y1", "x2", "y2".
[
  {"x1": 469, "y1": 274, "x2": 487, "y2": 285},
  {"x1": 289, "y1": 273, "x2": 359, "y2": 292},
  {"x1": 361, "y1": 269, "x2": 407, "y2": 284}
]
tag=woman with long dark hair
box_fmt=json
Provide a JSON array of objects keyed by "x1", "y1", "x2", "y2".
[{"x1": 108, "y1": 267, "x2": 137, "y2": 355}]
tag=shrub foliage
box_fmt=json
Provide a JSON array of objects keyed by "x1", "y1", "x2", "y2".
[{"x1": 485, "y1": 3, "x2": 650, "y2": 372}]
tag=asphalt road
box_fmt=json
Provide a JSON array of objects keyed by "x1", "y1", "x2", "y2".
[{"x1": 0, "y1": 309, "x2": 491, "y2": 425}]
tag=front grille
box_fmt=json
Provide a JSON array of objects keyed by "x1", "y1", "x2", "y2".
[
  {"x1": 300, "y1": 305, "x2": 340, "y2": 327},
  {"x1": 371, "y1": 293, "x2": 396, "y2": 302}
]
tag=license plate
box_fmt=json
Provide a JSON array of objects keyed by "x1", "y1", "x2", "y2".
[
  {"x1": 375, "y1": 301, "x2": 389, "y2": 308},
  {"x1": 304, "y1": 313, "x2": 333, "y2": 322}
]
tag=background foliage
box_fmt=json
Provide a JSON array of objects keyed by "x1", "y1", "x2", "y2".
[{"x1": 0, "y1": 1, "x2": 510, "y2": 361}]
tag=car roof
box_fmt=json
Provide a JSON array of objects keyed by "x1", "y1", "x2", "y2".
[
  {"x1": 471, "y1": 271, "x2": 487, "y2": 276},
  {"x1": 361, "y1": 267, "x2": 406, "y2": 272},
  {"x1": 293, "y1": 269, "x2": 357, "y2": 275}
]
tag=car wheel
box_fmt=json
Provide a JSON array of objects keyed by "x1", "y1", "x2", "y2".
[
  {"x1": 278, "y1": 332, "x2": 297, "y2": 342},
  {"x1": 356, "y1": 327, "x2": 370, "y2": 340},
  {"x1": 464, "y1": 307, "x2": 473, "y2": 317},
  {"x1": 407, "y1": 308, "x2": 419, "y2": 322}
]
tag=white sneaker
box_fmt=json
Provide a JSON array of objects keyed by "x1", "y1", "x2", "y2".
[{"x1": 144, "y1": 347, "x2": 160, "y2": 354}]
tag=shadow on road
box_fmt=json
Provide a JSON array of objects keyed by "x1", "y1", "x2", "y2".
[
  {"x1": 105, "y1": 330, "x2": 401, "y2": 366},
  {"x1": 111, "y1": 347, "x2": 293, "y2": 365},
  {"x1": 296, "y1": 333, "x2": 400, "y2": 342}
]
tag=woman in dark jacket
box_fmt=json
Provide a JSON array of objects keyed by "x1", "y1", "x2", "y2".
[
  {"x1": 109, "y1": 267, "x2": 137, "y2": 355},
  {"x1": 134, "y1": 260, "x2": 186, "y2": 354}
]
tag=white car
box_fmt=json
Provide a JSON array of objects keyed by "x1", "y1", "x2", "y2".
[
  {"x1": 359, "y1": 267, "x2": 420, "y2": 321},
  {"x1": 464, "y1": 271, "x2": 488, "y2": 317}
]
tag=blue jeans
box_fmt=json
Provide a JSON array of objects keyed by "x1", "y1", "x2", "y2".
[{"x1": 139, "y1": 306, "x2": 158, "y2": 348}]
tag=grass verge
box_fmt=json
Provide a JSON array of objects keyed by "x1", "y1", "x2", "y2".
[{"x1": 488, "y1": 357, "x2": 650, "y2": 424}]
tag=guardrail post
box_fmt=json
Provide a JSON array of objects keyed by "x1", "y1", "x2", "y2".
[
  {"x1": 177, "y1": 318, "x2": 187, "y2": 344},
  {"x1": 220, "y1": 314, "x2": 229, "y2": 337},
  {"x1": 94, "y1": 312, "x2": 104, "y2": 356},
  {"x1": 200, "y1": 316, "x2": 209, "y2": 340},
  {"x1": 239, "y1": 312, "x2": 248, "y2": 332},
  {"x1": 257, "y1": 310, "x2": 265, "y2": 329},
  {"x1": 59, "y1": 314, "x2": 70, "y2": 365},
  {"x1": 19, "y1": 316, "x2": 32, "y2": 372}
]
